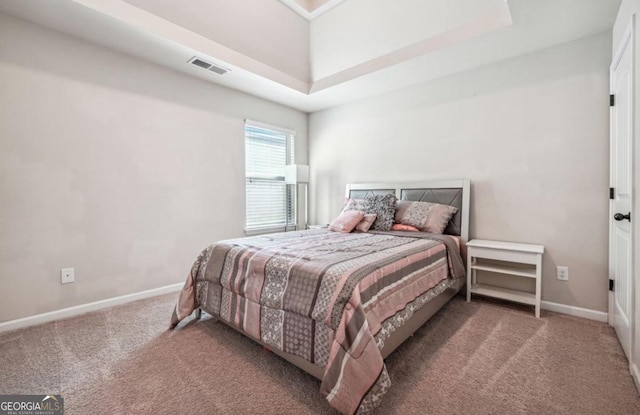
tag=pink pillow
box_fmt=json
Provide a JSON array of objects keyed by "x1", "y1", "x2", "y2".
[
  {"x1": 355, "y1": 214, "x2": 377, "y2": 232},
  {"x1": 392, "y1": 223, "x2": 420, "y2": 232},
  {"x1": 329, "y1": 210, "x2": 365, "y2": 233}
]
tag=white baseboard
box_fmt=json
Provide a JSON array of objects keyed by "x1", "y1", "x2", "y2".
[
  {"x1": 632, "y1": 363, "x2": 640, "y2": 395},
  {"x1": 0, "y1": 286, "x2": 610, "y2": 332},
  {"x1": 541, "y1": 300, "x2": 608, "y2": 322},
  {"x1": 0, "y1": 283, "x2": 183, "y2": 334}
]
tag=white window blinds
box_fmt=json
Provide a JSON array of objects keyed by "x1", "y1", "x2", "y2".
[{"x1": 245, "y1": 120, "x2": 295, "y2": 233}]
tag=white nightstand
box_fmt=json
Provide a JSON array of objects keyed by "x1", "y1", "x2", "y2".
[
  {"x1": 466, "y1": 239, "x2": 544, "y2": 318},
  {"x1": 307, "y1": 224, "x2": 328, "y2": 230}
]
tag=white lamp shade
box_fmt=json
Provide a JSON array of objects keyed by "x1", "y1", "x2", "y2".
[{"x1": 284, "y1": 164, "x2": 309, "y2": 184}]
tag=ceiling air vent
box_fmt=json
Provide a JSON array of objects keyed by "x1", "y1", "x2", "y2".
[{"x1": 188, "y1": 57, "x2": 230, "y2": 75}]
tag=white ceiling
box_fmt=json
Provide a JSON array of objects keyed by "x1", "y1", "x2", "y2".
[
  {"x1": 310, "y1": 0, "x2": 512, "y2": 90},
  {"x1": 0, "y1": 0, "x2": 621, "y2": 112}
]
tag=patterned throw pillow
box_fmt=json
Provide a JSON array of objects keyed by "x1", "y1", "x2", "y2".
[
  {"x1": 394, "y1": 200, "x2": 458, "y2": 234},
  {"x1": 355, "y1": 214, "x2": 377, "y2": 232},
  {"x1": 364, "y1": 194, "x2": 397, "y2": 231},
  {"x1": 329, "y1": 210, "x2": 365, "y2": 233},
  {"x1": 341, "y1": 198, "x2": 366, "y2": 213}
]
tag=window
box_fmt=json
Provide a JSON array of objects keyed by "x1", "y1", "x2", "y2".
[{"x1": 245, "y1": 120, "x2": 295, "y2": 233}]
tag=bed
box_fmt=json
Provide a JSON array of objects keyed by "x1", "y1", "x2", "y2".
[{"x1": 170, "y1": 179, "x2": 470, "y2": 414}]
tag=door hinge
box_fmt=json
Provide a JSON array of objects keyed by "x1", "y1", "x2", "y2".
[
  {"x1": 610, "y1": 94, "x2": 615, "y2": 107},
  {"x1": 609, "y1": 279, "x2": 615, "y2": 291},
  {"x1": 610, "y1": 187, "x2": 615, "y2": 199}
]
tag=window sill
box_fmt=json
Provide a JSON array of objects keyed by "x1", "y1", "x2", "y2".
[{"x1": 244, "y1": 225, "x2": 297, "y2": 236}]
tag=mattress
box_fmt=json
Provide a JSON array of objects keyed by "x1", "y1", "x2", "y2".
[{"x1": 171, "y1": 229, "x2": 465, "y2": 414}]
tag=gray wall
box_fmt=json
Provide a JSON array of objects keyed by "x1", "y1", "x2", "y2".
[
  {"x1": 309, "y1": 32, "x2": 611, "y2": 312},
  {"x1": 0, "y1": 14, "x2": 308, "y2": 322},
  {"x1": 0, "y1": 11, "x2": 616, "y2": 320}
]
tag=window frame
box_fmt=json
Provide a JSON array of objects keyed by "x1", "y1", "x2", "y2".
[{"x1": 244, "y1": 119, "x2": 296, "y2": 236}]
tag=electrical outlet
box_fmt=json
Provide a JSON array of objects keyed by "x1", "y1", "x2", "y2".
[
  {"x1": 61, "y1": 267, "x2": 75, "y2": 284},
  {"x1": 557, "y1": 266, "x2": 569, "y2": 281}
]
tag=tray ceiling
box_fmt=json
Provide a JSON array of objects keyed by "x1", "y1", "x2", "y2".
[
  {"x1": 279, "y1": 0, "x2": 345, "y2": 20},
  {"x1": 0, "y1": 0, "x2": 621, "y2": 112}
]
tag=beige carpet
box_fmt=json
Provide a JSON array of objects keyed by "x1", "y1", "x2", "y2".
[{"x1": 1, "y1": 294, "x2": 639, "y2": 415}]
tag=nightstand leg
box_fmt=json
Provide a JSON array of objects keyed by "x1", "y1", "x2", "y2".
[
  {"x1": 466, "y1": 252, "x2": 472, "y2": 302},
  {"x1": 535, "y1": 254, "x2": 542, "y2": 318}
]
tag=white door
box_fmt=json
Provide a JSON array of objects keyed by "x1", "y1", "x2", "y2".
[{"x1": 609, "y1": 24, "x2": 634, "y2": 361}]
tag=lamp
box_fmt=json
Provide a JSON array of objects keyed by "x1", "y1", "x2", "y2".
[{"x1": 284, "y1": 164, "x2": 309, "y2": 230}]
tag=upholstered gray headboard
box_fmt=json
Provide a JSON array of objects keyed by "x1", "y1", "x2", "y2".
[{"x1": 346, "y1": 180, "x2": 470, "y2": 244}]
